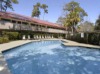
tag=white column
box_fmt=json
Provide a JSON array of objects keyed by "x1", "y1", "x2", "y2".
[
  {"x1": 28, "y1": 35, "x2": 30, "y2": 40},
  {"x1": 22, "y1": 35, "x2": 26, "y2": 40},
  {"x1": 45, "y1": 35, "x2": 46, "y2": 39},
  {"x1": 52, "y1": 35, "x2": 53, "y2": 38}
]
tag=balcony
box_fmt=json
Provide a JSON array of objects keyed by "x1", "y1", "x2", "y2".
[
  {"x1": 47, "y1": 28, "x2": 67, "y2": 34},
  {"x1": 0, "y1": 21, "x2": 14, "y2": 29},
  {"x1": 0, "y1": 20, "x2": 67, "y2": 34}
]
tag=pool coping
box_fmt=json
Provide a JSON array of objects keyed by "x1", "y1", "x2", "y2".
[
  {"x1": 0, "y1": 39, "x2": 100, "y2": 53},
  {"x1": 0, "y1": 40, "x2": 41, "y2": 52},
  {"x1": 61, "y1": 39, "x2": 100, "y2": 49}
]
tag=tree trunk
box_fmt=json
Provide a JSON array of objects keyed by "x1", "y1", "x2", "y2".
[
  {"x1": 71, "y1": 26, "x2": 74, "y2": 36},
  {"x1": 37, "y1": 16, "x2": 40, "y2": 19},
  {"x1": 43, "y1": 12, "x2": 45, "y2": 20}
]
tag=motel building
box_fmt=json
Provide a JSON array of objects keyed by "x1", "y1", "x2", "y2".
[{"x1": 0, "y1": 11, "x2": 67, "y2": 39}]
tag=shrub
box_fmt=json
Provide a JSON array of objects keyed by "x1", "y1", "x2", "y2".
[
  {"x1": 88, "y1": 33, "x2": 100, "y2": 45},
  {"x1": 2, "y1": 31, "x2": 19, "y2": 40},
  {"x1": 0, "y1": 37, "x2": 3, "y2": 44},
  {"x1": 67, "y1": 33, "x2": 100, "y2": 45},
  {"x1": 0, "y1": 36, "x2": 9, "y2": 44},
  {"x1": 3, "y1": 36, "x2": 9, "y2": 43}
]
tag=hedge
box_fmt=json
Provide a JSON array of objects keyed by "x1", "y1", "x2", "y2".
[
  {"x1": 67, "y1": 33, "x2": 100, "y2": 45},
  {"x1": 0, "y1": 36, "x2": 9, "y2": 44},
  {"x1": 2, "y1": 31, "x2": 19, "y2": 40}
]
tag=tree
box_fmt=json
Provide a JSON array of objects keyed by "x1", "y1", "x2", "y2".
[
  {"x1": 32, "y1": 5, "x2": 41, "y2": 18},
  {"x1": 63, "y1": 1, "x2": 87, "y2": 34},
  {"x1": 56, "y1": 16, "x2": 65, "y2": 26},
  {"x1": 0, "y1": 0, "x2": 18, "y2": 11},
  {"x1": 41, "y1": 4, "x2": 48, "y2": 20},
  {"x1": 32, "y1": 2, "x2": 48, "y2": 19},
  {"x1": 36, "y1": 2, "x2": 41, "y2": 7},
  {"x1": 78, "y1": 21, "x2": 94, "y2": 32},
  {"x1": 95, "y1": 15, "x2": 100, "y2": 30},
  {"x1": 32, "y1": 2, "x2": 41, "y2": 18}
]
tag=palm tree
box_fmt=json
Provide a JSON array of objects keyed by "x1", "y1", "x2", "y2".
[
  {"x1": 36, "y1": 2, "x2": 40, "y2": 7},
  {"x1": 32, "y1": 2, "x2": 42, "y2": 18},
  {"x1": 32, "y1": 3, "x2": 48, "y2": 19},
  {"x1": 41, "y1": 4, "x2": 48, "y2": 20},
  {"x1": 0, "y1": 0, "x2": 18, "y2": 11},
  {"x1": 32, "y1": 5, "x2": 41, "y2": 18}
]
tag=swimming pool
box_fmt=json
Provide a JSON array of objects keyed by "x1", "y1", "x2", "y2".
[{"x1": 3, "y1": 40, "x2": 100, "y2": 74}]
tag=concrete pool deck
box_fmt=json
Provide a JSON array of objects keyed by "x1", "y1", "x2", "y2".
[
  {"x1": 61, "y1": 39, "x2": 100, "y2": 49},
  {"x1": 0, "y1": 40, "x2": 41, "y2": 52},
  {"x1": 0, "y1": 39, "x2": 100, "y2": 74}
]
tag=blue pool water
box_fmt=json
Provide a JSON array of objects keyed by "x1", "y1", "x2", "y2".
[{"x1": 3, "y1": 40, "x2": 100, "y2": 74}]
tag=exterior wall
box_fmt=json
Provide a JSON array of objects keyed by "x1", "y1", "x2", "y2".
[
  {"x1": 20, "y1": 24, "x2": 32, "y2": 31},
  {"x1": 13, "y1": 23, "x2": 20, "y2": 30},
  {"x1": 13, "y1": 23, "x2": 32, "y2": 31},
  {"x1": 0, "y1": 20, "x2": 32, "y2": 31},
  {"x1": 0, "y1": 20, "x2": 13, "y2": 29},
  {"x1": 31, "y1": 26, "x2": 36, "y2": 31}
]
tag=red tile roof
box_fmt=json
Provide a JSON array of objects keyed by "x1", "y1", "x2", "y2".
[{"x1": 0, "y1": 11, "x2": 65, "y2": 30}]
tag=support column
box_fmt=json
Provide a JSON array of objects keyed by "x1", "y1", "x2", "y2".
[{"x1": 87, "y1": 33, "x2": 88, "y2": 44}]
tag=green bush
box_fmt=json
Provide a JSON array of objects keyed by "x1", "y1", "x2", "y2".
[
  {"x1": 2, "y1": 31, "x2": 19, "y2": 40},
  {"x1": 0, "y1": 37, "x2": 3, "y2": 44},
  {"x1": 88, "y1": 33, "x2": 100, "y2": 45},
  {"x1": 0, "y1": 36, "x2": 9, "y2": 44},
  {"x1": 3, "y1": 37, "x2": 9, "y2": 43},
  {"x1": 67, "y1": 33, "x2": 100, "y2": 45}
]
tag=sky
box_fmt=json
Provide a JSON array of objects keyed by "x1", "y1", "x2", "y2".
[{"x1": 8, "y1": 0, "x2": 100, "y2": 24}]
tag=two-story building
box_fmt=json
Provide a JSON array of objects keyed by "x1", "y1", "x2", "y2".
[{"x1": 0, "y1": 11, "x2": 67, "y2": 39}]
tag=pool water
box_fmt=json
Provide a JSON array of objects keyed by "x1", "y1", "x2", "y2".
[{"x1": 3, "y1": 40, "x2": 100, "y2": 74}]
